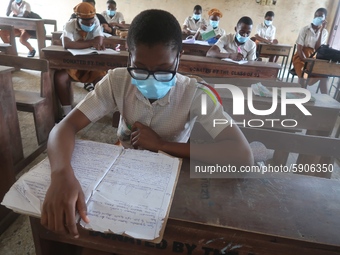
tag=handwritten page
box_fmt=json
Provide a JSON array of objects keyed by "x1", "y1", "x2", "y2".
[
  {"x1": 2, "y1": 140, "x2": 181, "y2": 242},
  {"x1": 80, "y1": 149, "x2": 181, "y2": 241},
  {"x1": 1, "y1": 140, "x2": 122, "y2": 216},
  {"x1": 67, "y1": 48, "x2": 120, "y2": 56},
  {"x1": 221, "y1": 58, "x2": 248, "y2": 64}
]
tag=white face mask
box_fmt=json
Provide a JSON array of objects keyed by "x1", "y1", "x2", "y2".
[{"x1": 264, "y1": 20, "x2": 272, "y2": 26}]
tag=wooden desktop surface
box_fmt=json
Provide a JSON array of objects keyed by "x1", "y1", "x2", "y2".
[
  {"x1": 30, "y1": 159, "x2": 340, "y2": 255},
  {"x1": 304, "y1": 59, "x2": 340, "y2": 77},
  {"x1": 42, "y1": 45, "x2": 281, "y2": 79}
]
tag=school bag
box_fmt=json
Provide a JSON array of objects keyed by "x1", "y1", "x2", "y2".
[{"x1": 311, "y1": 44, "x2": 340, "y2": 62}]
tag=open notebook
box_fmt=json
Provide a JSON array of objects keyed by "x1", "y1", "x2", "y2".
[
  {"x1": 67, "y1": 48, "x2": 120, "y2": 56},
  {"x1": 1, "y1": 140, "x2": 181, "y2": 243}
]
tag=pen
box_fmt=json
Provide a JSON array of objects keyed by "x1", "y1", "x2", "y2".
[{"x1": 237, "y1": 46, "x2": 241, "y2": 53}]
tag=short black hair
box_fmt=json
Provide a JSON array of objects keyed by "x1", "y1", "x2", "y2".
[
  {"x1": 194, "y1": 5, "x2": 202, "y2": 11},
  {"x1": 83, "y1": 0, "x2": 95, "y2": 4},
  {"x1": 265, "y1": 11, "x2": 274, "y2": 18},
  {"x1": 127, "y1": 9, "x2": 182, "y2": 53},
  {"x1": 107, "y1": 0, "x2": 116, "y2": 5},
  {"x1": 237, "y1": 16, "x2": 253, "y2": 26},
  {"x1": 315, "y1": 8, "x2": 327, "y2": 17}
]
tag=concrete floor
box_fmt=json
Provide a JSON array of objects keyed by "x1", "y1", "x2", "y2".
[{"x1": 1, "y1": 45, "x2": 340, "y2": 254}]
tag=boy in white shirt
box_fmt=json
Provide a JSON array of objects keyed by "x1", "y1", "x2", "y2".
[
  {"x1": 101, "y1": 0, "x2": 127, "y2": 29},
  {"x1": 206, "y1": 16, "x2": 256, "y2": 61},
  {"x1": 253, "y1": 11, "x2": 278, "y2": 62}
]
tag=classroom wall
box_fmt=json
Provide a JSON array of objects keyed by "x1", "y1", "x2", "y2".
[{"x1": 1, "y1": 0, "x2": 338, "y2": 47}]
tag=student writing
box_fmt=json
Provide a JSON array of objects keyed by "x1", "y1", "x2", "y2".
[{"x1": 206, "y1": 16, "x2": 256, "y2": 61}]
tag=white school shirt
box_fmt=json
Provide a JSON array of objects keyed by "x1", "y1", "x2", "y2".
[
  {"x1": 101, "y1": 11, "x2": 125, "y2": 24},
  {"x1": 11, "y1": 1, "x2": 31, "y2": 17},
  {"x1": 183, "y1": 16, "x2": 207, "y2": 32},
  {"x1": 256, "y1": 22, "x2": 276, "y2": 41},
  {"x1": 215, "y1": 33, "x2": 257, "y2": 60},
  {"x1": 296, "y1": 24, "x2": 328, "y2": 49},
  {"x1": 61, "y1": 17, "x2": 103, "y2": 44},
  {"x1": 76, "y1": 68, "x2": 231, "y2": 147}
]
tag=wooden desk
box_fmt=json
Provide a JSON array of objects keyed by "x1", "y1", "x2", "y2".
[
  {"x1": 182, "y1": 43, "x2": 210, "y2": 56},
  {"x1": 258, "y1": 43, "x2": 292, "y2": 80},
  {"x1": 0, "y1": 66, "x2": 21, "y2": 234},
  {"x1": 215, "y1": 79, "x2": 340, "y2": 133},
  {"x1": 215, "y1": 79, "x2": 340, "y2": 176},
  {"x1": 51, "y1": 31, "x2": 128, "y2": 51},
  {"x1": 0, "y1": 16, "x2": 46, "y2": 58},
  {"x1": 303, "y1": 59, "x2": 340, "y2": 78},
  {"x1": 29, "y1": 159, "x2": 340, "y2": 255},
  {"x1": 42, "y1": 45, "x2": 281, "y2": 79}
]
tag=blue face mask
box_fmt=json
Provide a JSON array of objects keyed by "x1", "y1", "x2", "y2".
[
  {"x1": 107, "y1": 10, "x2": 116, "y2": 16},
  {"x1": 236, "y1": 32, "x2": 249, "y2": 44},
  {"x1": 15, "y1": 0, "x2": 21, "y2": 3},
  {"x1": 80, "y1": 23, "x2": 95, "y2": 32},
  {"x1": 192, "y1": 14, "x2": 201, "y2": 20},
  {"x1": 264, "y1": 20, "x2": 272, "y2": 26},
  {"x1": 210, "y1": 20, "x2": 219, "y2": 28},
  {"x1": 312, "y1": 17, "x2": 324, "y2": 26},
  {"x1": 131, "y1": 76, "x2": 177, "y2": 99}
]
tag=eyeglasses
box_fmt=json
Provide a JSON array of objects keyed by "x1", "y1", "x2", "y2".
[{"x1": 127, "y1": 53, "x2": 179, "y2": 82}]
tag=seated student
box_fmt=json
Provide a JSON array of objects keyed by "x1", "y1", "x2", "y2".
[
  {"x1": 70, "y1": 0, "x2": 115, "y2": 36},
  {"x1": 0, "y1": 0, "x2": 37, "y2": 57},
  {"x1": 253, "y1": 11, "x2": 278, "y2": 62},
  {"x1": 41, "y1": 10, "x2": 253, "y2": 254},
  {"x1": 206, "y1": 16, "x2": 256, "y2": 61},
  {"x1": 182, "y1": 5, "x2": 207, "y2": 35},
  {"x1": 195, "y1": 8, "x2": 226, "y2": 45},
  {"x1": 292, "y1": 7, "x2": 328, "y2": 94},
  {"x1": 101, "y1": 0, "x2": 127, "y2": 29},
  {"x1": 55, "y1": 2, "x2": 106, "y2": 117}
]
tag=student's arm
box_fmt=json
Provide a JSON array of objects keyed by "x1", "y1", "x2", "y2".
[
  {"x1": 296, "y1": 44, "x2": 307, "y2": 61},
  {"x1": 315, "y1": 20, "x2": 328, "y2": 50},
  {"x1": 6, "y1": 0, "x2": 13, "y2": 16},
  {"x1": 41, "y1": 109, "x2": 92, "y2": 238},
  {"x1": 63, "y1": 36, "x2": 104, "y2": 49},
  {"x1": 206, "y1": 45, "x2": 243, "y2": 61},
  {"x1": 131, "y1": 122, "x2": 253, "y2": 167},
  {"x1": 254, "y1": 33, "x2": 272, "y2": 44}
]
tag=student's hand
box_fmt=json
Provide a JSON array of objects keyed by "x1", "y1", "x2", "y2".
[
  {"x1": 215, "y1": 34, "x2": 221, "y2": 39},
  {"x1": 200, "y1": 24, "x2": 207, "y2": 31},
  {"x1": 102, "y1": 24, "x2": 111, "y2": 33},
  {"x1": 321, "y1": 19, "x2": 327, "y2": 30},
  {"x1": 183, "y1": 29, "x2": 190, "y2": 35},
  {"x1": 131, "y1": 121, "x2": 165, "y2": 152},
  {"x1": 41, "y1": 169, "x2": 89, "y2": 238},
  {"x1": 93, "y1": 43, "x2": 106, "y2": 50},
  {"x1": 229, "y1": 53, "x2": 244, "y2": 61}
]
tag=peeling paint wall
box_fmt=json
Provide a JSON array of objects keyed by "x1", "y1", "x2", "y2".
[{"x1": 1, "y1": 0, "x2": 337, "y2": 46}]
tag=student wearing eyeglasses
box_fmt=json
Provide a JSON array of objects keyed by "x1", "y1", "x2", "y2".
[{"x1": 41, "y1": 10, "x2": 253, "y2": 249}]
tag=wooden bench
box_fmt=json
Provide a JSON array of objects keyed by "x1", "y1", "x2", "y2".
[
  {"x1": 0, "y1": 55, "x2": 54, "y2": 172},
  {"x1": 0, "y1": 24, "x2": 18, "y2": 56}
]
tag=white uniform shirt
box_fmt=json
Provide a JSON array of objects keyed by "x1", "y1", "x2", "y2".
[
  {"x1": 11, "y1": 1, "x2": 31, "y2": 17},
  {"x1": 215, "y1": 33, "x2": 257, "y2": 60},
  {"x1": 183, "y1": 16, "x2": 207, "y2": 32},
  {"x1": 256, "y1": 22, "x2": 276, "y2": 41},
  {"x1": 61, "y1": 17, "x2": 103, "y2": 45},
  {"x1": 76, "y1": 68, "x2": 231, "y2": 147},
  {"x1": 101, "y1": 11, "x2": 125, "y2": 24},
  {"x1": 296, "y1": 24, "x2": 328, "y2": 49}
]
